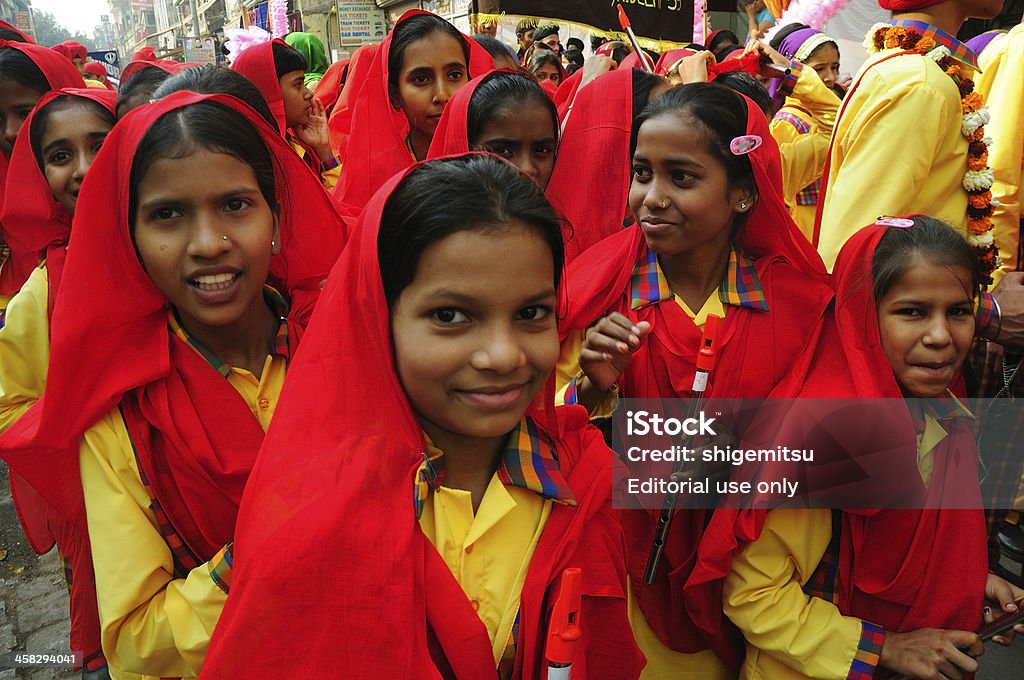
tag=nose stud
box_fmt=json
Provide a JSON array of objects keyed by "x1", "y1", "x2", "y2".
[
  {"x1": 221, "y1": 235, "x2": 229, "y2": 241},
  {"x1": 659, "y1": 200, "x2": 668, "y2": 209}
]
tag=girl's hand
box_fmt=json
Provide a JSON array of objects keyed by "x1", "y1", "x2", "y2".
[
  {"x1": 669, "y1": 51, "x2": 716, "y2": 85},
  {"x1": 984, "y1": 573, "x2": 1024, "y2": 645},
  {"x1": 579, "y1": 313, "x2": 651, "y2": 392},
  {"x1": 879, "y1": 628, "x2": 983, "y2": 680},
  {"x1": 579, "y1": 55, "x2": 617, "y2": 89},
  {"x1": 744, "y1": 39, "x2": 791, "y2": 80},
  {"x1": 296, "y1": 97, "x2": 334, "y2": 164}
]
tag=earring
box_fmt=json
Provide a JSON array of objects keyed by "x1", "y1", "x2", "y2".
[
  {"x1": 271, "y1": 240, "x2": 276, "y2": 247},
  {"x1": 738, "y1": 202, "x2": 747, "y2": 210}
]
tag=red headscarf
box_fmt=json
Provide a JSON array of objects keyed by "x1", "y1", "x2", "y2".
[
  {"x1": 202, "y1": 153, "x2": 644, "y2": 678},
  {"x1": 333, "y1": 10, "x2": 494, "y2": 219},
  {"x1": 689, "y1": 222, "x2": 987, "y2": 655},
  {"x1": 82, "y1": 61, "x2": 113, "y2": 89},
  {"x1": 230, "y1": 38, "x2": 292, "y2": 136},
  {"x1": 0, "y1": 20, "x2": 33, "y2": 43},
  {"x1": 546, "y1": 67, "x2": 635, "y2": 263},
  {"x1": 49, "y1": 43, "x2": 71, "y2": 60},
  {"x1": 561, "y1": 93, "x2": 832, "y2": 664},
  {"x1": 61, "y1": 41, "x2": 87, "y2": 61},
  {"x1": 118, "y1": 58, "x2": 196, "y2": 93},
  {"x1": 312, "y1": 57, "x2": 349, "y2": 113},
  {"x1": 131, "y1": 46, "x2": 157, "y2": 62},
  {"x1": 0, "y1": 41, "x2": 84, "y2": 297},
  {"x1": 326, "y1": 42, "x2": 377, "y2": 155},
  {"x1": 1, "y1": 88, "x2": 116, "y2": 317},
  {"x1": 655, "y1": 48, "x2": 695, "y2": 74},
  {"x1": 0, "y1": 92, "x2": 345, "y2": 535}
]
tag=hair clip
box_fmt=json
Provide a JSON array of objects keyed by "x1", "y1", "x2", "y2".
[
  {"x1": 729, "y1": 135, "x2": 762, "y2": 156},
  {"x1": 874, "y1": 217, "x2": 916, "y2": 228}
]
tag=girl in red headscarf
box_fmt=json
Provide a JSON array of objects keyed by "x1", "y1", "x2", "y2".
[
  {"x1": 427, "y1": 69, "x2": 558, "y2": 190},
  {"x1": 0, "y1": 86, "x2": 115, "y2": 677},
  {"x1": 558, "y1": 83, "x2": 833, "y2": 678},
  {"x1": 546, "y1": 67, "x2": 668, "y2": 264},
  {"x1": 202, "y1": 154, "x2": 644, "y2": 679},
  {"x1": 0, "y1": 91, "x2": 344, "y2": 678},
  {"x1": 116, "y1": 59, "x2": 196, "y2": 118},
  {"x1": 325, "y1": 42, "x2": 376, "y2": 155},
  {"x1": 333, "y1": 10, "x2": 493, "y2": 219},
  {"x1": 231, "y1": 38, "x2": 340, "y2": 189},
  {"x1": 83, "y1": 61, "x2": 114, "y2": 90},
  {"x1": 0, "y1": 41, "x2": 83, "y2": 311},
  {"x1": 705, "y1": 217, "x2": 1024, "y2": 680}
]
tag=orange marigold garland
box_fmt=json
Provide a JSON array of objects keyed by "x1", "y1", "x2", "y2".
[{"x1": 865, "y1": 24, "x2": 1000, "y2": 285}]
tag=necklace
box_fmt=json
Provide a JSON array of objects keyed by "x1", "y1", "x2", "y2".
[{"x1": 865, "y1": 23, "x2": 1000, "y2": 285}]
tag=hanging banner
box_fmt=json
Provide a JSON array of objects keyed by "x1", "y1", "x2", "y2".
[
  {"x1": 475, "y1": 0, "x2": 733, "y2": 43},
  {"x1": 87, "y1": 50, "x2": 121, "y2": 79}
]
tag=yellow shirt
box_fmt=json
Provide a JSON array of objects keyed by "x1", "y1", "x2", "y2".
[
  {"x1": 818, "y1": 49, "x2": 970, "y2": 269},
  {"x1": 0, "y1": 266, "x2": 49, "y2": 433},
  {"x1": 418, "y1": 475, "x2": 552, "y2": 666},
  {"x1": 975, "y1": 24, "x2": 1023, "y2": 283},
  {"x1": 290, "y1": 138, "x2": 341, "y2": 191},
  {"x1": 724, "y1": 411, "x2": 958, "y2": 679},
  {"x1": 770, "y1": 66, "x2": 841, "y2": 242},
  {"x1": 80, "y1": 344, "x2": 286, "y2": 679}
]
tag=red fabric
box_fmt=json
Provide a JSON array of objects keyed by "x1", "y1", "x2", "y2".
[
  {"x1": 0, "y1": 41, "x2": 84, "y2": 297},
  {"x1": 82, "y1": 62, "x2": 113, "y2": 89},
  {"x1": 707, "y1": 51, "x2": 761, "y2": 81},
  {"x1": 0, "y1": 20, "x2": 33, "y2": 43},
  {"x1": 326, "y1": 42, "x2": 377, "y2": 155},
  {"x1": 878, "y1": 0, "x2": 944, "y2": 8},
  {"x1": 332, "y1": 10, "x2": 494, "y2": 219},
  {"x1": 0, "y1": 92, "x2": 345, "y2": 527},
  {"x1": 313, "y1": 58, "x2": 349, "y2": 112},
  {"x1": 49, "y1": 44, "x2": 71, "y2": 60},
  {"x1": 131, "y1": 46, "x2": 157, "y2": 62},
  {"x1": 118, "y1": 59, "x2": 196, "y2": 90},
  {"x1": 539, "y1": 77, "x2": 558, "y2": 100},
  {"x1": 618, "y1": 51, "x2": 648, "y2": 70},
  {"x1": 655, "y1": 48, "x2": 696, "y2": 75},
  {"x1": 62, "y1": 41, "x2": 87, "y2": 61},
  {"x1": 562, "y1": 94, "x2": 831, "y2": 665},
  {"x1": 546, "y1": 68, "x2": 634, "y2": 263},
  {"x1": 202, "y1": 155, "x2": 644, "y2": 679},
  {"x1": 553, "y1": 68, "x2": 583, "y2": 120}
]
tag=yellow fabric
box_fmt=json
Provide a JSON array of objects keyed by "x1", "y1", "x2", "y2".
[
  {"x1": 725, "y1": 509, "x2": 864, "y2": 679},
  {"x1": 0, "y1": 266, "x2": 49, "y2": 433},
  {"x1": 725, "y1": 425, "x2": 948, "y2": 678},
  {"x1": 975, "y1": 24, "x2": 1023, "y2": 284},
  {"x1": 628, "y1": 586, "x2": 735, "y2": 679},
  {"x1": 290, "y1": 139, "x2": 340, "y2": 190},
  {"x1": 818, "y1": 50, "x2": 970, "y2": 269},
  {"x1": 80, "y1": 348, "x2": 286, "y2": 678},
  {"x1": 417, "y1": 465, "x2": 552, "y2": 666},
  {"x1": 84, "y1": 79, "x2": 110, "y2": 89},
  {"x1": 915, "y1": 412, "x2": 948, "y2": 489},
  {"x1": 770, "y1": 67, "x2": 840, "y2": 242}
]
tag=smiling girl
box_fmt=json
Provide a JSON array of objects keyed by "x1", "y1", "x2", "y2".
[
  {"x1": 428, "y1": 69, "x2": 559, "y2": 189},
  {"x1": 0, "y1": 92, "x2": 344, "y2": 678},
  {"x1": 201, "y1": 154, "x2": 644, "y2": 678},
  {"x1": 716, "y1": 217, "x2": 1024, "y2": 680},
  {"x1": 334, "y1": 11, "x2": 494, "y2": 218},
  {"x1": 559, "y1": 84, "x2": 832, "y2": 677},
  {"x1": 0, "y1": 41, "x2": 83, "y2": 311}
]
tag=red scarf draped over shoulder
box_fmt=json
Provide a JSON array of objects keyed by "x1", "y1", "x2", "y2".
[
  {"x1": 546, "y1": 68, "x2": 635, "y2": 263},
  {"x1": 332, "y1": 10, "x2": 494, "y2": 220},
  {"x1": 0, "y1": 93, "x2": 345, "y2": 551},
  {"x1": 202, "y1": 155, "x2": 644, "y2": 679},
  {"x1": 326, "y1": 42, "x2": 377, "y2": 155},
  {"x1": 0, "y1": 41, "x2": 83, "y2": 296},
  {"x1": 689, "y1": 225, "x2": 987, "y2": 668},
  {"x1": 1, "y1": 88, "x2": 116, "y2": 315},
  {"x1": 562, "y1": 94, "x2": 832, "y2": 665},
  {"x1": 230, "y1": 38, "x2": 291, "y2": 136}
]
